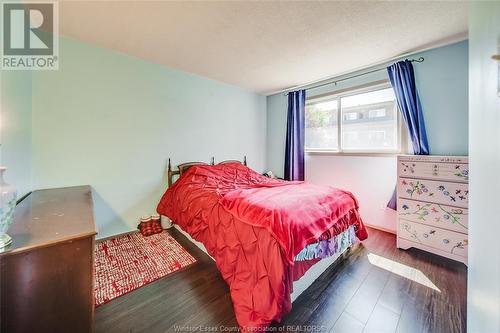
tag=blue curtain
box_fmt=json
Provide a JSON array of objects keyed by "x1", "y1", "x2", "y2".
[
  {"x1": 284, "y1": 90, "x2": 306, "y2": 181},
  {"x1": 387, "y1": 60, "x2": 430, "y2": 209}
]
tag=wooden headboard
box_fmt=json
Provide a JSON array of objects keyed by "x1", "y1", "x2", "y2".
[
  {"x1": 217, "y1": 156, "x2": 247, "y2": 166},
  {"x1": 167, "y1": 159, "x2": 209, "y2": 187},
  {"x1": 167, "y1": 156, "x2": 247, "y2": 187}
]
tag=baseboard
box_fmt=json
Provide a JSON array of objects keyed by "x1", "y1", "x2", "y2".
[{"x1": 364, "y1": 223, "x2": 396, "y2": 235}]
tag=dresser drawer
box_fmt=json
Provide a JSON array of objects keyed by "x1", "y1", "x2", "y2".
[
  {"x1": 398, "y1": 160, "x2": 468, "y2": 182},
  {"x1": 398, "y1": 220, "x2": 468, "y2": 258},
  {"x1": 398, "y1": 178, "x2": 468, "y2": 208},
  {"x1": 398, "y1": 199, "x2": 468, "y2": 233}
]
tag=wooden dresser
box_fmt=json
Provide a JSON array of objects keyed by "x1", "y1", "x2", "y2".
[
  {"x1": 396, "y1": 155, "x2": 468, "y2": 265},
  {"x1": 0, "y1": 186, "x2": 97, "y2": 332}
]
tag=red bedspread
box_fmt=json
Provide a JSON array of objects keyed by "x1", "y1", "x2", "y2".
[
  {"x1": 221, "y1": 183, "x2": 367, "y2": 264},
  {"x1": 157, "y1": 163, "x2": 367, "y2": 330}
]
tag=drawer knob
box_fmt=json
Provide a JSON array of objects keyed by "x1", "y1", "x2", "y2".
[{"x1": 443, "y1": 239, "x2": 450, "y2": 244}]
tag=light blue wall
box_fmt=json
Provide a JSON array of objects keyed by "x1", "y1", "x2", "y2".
[
  {"x1": 416, "y1": 41, "x2": 468, "y2": 155},
  {"x1": 32, "y1": 36, "x2": 267, "y2": 238},
  {"x1": 267, "y1": 40, "x2": 469, "y2": 178},
  {"x1": 1, "y1": 71, "x2": 32, "y2": 198},
  {"x1": 266, "y1": 92, "x2": 288, "y2": 177}
]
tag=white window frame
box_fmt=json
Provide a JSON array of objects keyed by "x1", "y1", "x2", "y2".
[{"x1": 305, "y1": 81, "x2": 408, "y2": 156}]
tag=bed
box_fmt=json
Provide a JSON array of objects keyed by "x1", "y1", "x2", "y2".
[{"x1": 157, "y1": 158, "x2": 368, "y2": 330}]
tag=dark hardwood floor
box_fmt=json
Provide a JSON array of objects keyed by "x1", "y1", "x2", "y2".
[{"x1": 95, "y1": 227, "x2": 467, "y2": 333}]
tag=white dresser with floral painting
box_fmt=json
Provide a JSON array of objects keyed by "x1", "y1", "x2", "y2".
[{"x1": 397, "y1": 155, "x2": 468, "y2": 265}]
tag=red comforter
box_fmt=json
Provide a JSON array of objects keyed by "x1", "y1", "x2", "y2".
[{"x1": 157, "y1": 163, "x2": 367, "y2": 329}]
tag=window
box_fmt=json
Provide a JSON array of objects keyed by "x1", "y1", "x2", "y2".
[
  {"x1": 304, "y1": 99, "x2": 338, "y2": 150},
  {"x1": 305, "y1": 84, "x2": 402, "y2": 153},
  {"x1": 344, "y1": 112, "x2": 358, "y2": 121},
  {"x1": 368, "y1": 109, "x2": 386, "y2": 118}
]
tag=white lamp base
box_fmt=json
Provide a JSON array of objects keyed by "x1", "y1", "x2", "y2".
[{"x1": 0, "y1": 233, "x2": 12, "y2": 248}]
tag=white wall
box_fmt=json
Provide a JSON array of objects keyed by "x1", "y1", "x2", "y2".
[
  {"x1": 1, "y1": 71, "x2": 32, "y2": 198},
  {"x1": 468, "y1": 2, "x2": 500, "y2": 332},
  {"x1": 306, "y1": 155, "x2": 396, "y2": 232},
  {"x1": 32, "y1": 37, "x2": 267, "y2": 238}
]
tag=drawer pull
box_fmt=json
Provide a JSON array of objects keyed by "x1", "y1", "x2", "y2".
[{"x1": 443, "y1": 239, "x2": 450, "y2": 244}]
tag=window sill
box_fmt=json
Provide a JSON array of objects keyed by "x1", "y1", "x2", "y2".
[{"x1": 305, "y1": 150, "x2": 402, "y2": 157}]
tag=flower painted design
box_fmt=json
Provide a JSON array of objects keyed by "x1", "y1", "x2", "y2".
[
  {"x1": 453, "y1": 165, "x2": 469, "y2": 181},
  {"x1": 437, "y1": 184, "x2": 468, "y2": 204},
  {"x1": 403, "y1": 181, "x2": 425, "y2": 197},
  {"x1": 451, "y1": 239, "x2": 468, "y2": 254},
  {"x1": 399, "y1": 202, "x2": 467, "y2": 230},
  {"x1": 401, "y1": 223, "x2": 469, "y2": 255},
  {"x1": 401, "y1": 223, "x2": 421, "y2": 243},
  {"x1": 401, "y1": 162, "x2": 416, "y2": 174}
]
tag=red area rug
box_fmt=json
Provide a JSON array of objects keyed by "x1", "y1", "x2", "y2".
[{"x1": 94, "y1": 231, "x2": 196, "y2": 306}]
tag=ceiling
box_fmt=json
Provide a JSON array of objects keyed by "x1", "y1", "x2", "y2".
[{"x1": 58, "y1": 1, "x2": 468, "y2": 95}]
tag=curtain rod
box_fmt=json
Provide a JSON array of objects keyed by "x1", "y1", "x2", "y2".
[{"x1": 281, "y1": 57, "x2": 424, "y2": 96}]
